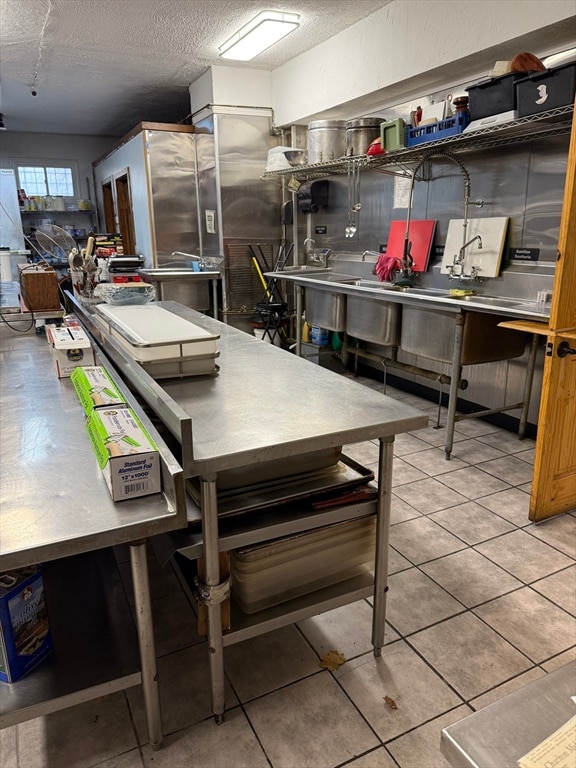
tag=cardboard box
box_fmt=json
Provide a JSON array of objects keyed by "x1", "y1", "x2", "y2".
[
  {"x1": 86, "y1": 407, "x2": 161, "y2": 501},
  {"x1": 0, "y1": 565, "x2": 53, "y2": 684},
  {"x1": 70, "y1": 366, "x2": 126, "y2": 414},
  {"x1": 46, "y1": 325, "x2": 95, "y2": 379},
  {"x1": 47, "y1": 326, "x2": 95, "y2": 378}
]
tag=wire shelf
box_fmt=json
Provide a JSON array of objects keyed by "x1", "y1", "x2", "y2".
[{"x1": 260, "y1": 105, "x2": 573, "y2": 183}]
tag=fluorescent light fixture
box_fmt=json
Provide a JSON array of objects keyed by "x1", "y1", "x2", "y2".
[{"x1": 219, "y1": 10, "x2": 300, "y2": 61}]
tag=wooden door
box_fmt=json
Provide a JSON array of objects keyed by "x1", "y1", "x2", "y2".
[
  {"x1": 102, "y1": 181, "x2": 116, "y2": 232},
  {"x1": 530, "y1": 105, "x2": 576, "y2": 521},
  {"x1": 115, "y1": 173, "x2": 136, "y2": 254}
]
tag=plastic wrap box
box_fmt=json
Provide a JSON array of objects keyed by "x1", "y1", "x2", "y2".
[
  {"x1": 516, "y1": 63, "x2": 576, "y2": 117},
  {"x1": 86, "y1": 406, "x2": 161, "y2": 501},
  {"x1": 47, "y1": 325, "x2": 96, "y2": 378},
  {"x1": 0, "y1": 565, "x2": 53, "y2": 684},
  {"x1": 406, "y1": 112, "x2": 470, "y2": 147},
  {"x1": 70, "y1": 365, "x2": 127, "y2": 414},
  {"x1": 466, "y1": 72, "x2": 528, "y2": 120},
  {"x1": 231, "y1": 515, "x2": 376, "y2": 614}
]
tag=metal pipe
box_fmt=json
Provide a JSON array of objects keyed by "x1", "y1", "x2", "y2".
[
  {"x1": 129, "y1": 541, "x2": 163, "y2": 749},
  {"x1": 344, "y1": 341, "x2": 468, "y2": 389},
  {"x1": 518, "y1": 333, "x2": 539, "y2": 439},
  {"x1": 372, "y1": 436, "x2": 395, "y2": 657},
  {"x1": 200, "y1": 475, "x2": 226, "y2": 722},
  {"x1": 445, "y1": 314, "x2": 465, "y2": 459}
]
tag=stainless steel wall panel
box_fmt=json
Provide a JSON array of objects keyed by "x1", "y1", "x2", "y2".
[
  {"x1": 147, "y1": 130, "x2": 198, "y2": 264},
  {"x1": 194, "y1": 116, "x2": 220, "y2": 259}
]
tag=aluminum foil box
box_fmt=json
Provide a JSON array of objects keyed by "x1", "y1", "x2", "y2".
[
  {"x1": 70, "y1": 365, "x2": 126, "y2": 414},
  {"x1": 0, "y1": 565, "x2": 53, "y2": 684},
  {"x1": 86, "y1": 407, "x2": 160, "y2": 501}
]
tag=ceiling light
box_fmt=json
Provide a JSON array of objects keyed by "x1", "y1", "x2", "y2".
[{"x1": 219, "y1": 10, "x2": 300, "y2": 61}]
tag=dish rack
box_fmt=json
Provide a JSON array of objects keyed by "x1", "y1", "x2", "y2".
[{"x1": 406, "y1": 111, "x2": 470, "y2": 147}]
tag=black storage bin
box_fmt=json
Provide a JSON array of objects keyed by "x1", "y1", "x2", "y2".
[
  {"x1": 515, "y1": 62, "x2": 576, "y2": 117},
  {"x1": 466, "y1": 72, "x2": 528, "y2": 120}
]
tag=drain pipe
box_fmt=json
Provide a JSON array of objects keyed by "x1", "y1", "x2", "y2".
[{"x1": 343, "y1": 339, "x2": 468, "y2": 390}]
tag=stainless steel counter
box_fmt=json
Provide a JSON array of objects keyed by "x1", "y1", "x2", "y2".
[
  {"x1": 71, "y1": 297, "x2": 428, "y2": 722},
  {"x1": 441, "y1": 661, "x2": 576, "y2": 768},
  {"x1": 0, "y1": 321, "x2": 186, "y2": 747}
]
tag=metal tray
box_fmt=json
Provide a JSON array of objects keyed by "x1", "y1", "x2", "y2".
[{"x1": 185, "y1": 454, "x2": 375, "y2": 523}]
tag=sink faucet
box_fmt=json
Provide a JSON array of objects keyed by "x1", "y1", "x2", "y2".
[
  {"x1": 303, "y1": 238, "x2": 315, "y2": 258},
  {"x1": 457, "y1": 235, "x2": 482, "y2": 264}
]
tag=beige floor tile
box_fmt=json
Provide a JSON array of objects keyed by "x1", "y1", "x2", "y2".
[
  {"x1": 386, "y1": 705, "x2": 471, "y2": 768},
  {"x1": 475, "y1": 529, "x2": 574, "y2": 583},
  {"x1": 526, "y1": 514, "x2": 576, "y2": 559},
  {"x1": 297, "y1": 600, "x2": 399, "y2": 659},
  {"x1": 477, "y1": 432, "x2": 535, "y2": 454},
  {"x1": 97, "y1": 749, "x2": 145, "y2": 768},
  {"x1": 402, "y1": 447, "x2": 469, "y2": 476},
  {"x1": 409, "y1": 613, "x2": 532, "y2": 700},
  {"x1": 541, "y1": 647, "x2": 576, "y2": 672},
  {"x1": 335, "y1": 641, "x2": 462, "y2": 741},
  {"x1": 393, "y1": 477, "x2": 469, "y2": 514},
  {"x1": 345, "y1": 747, "x2": 397, "y2": 768},
  {"x1": 531, "y1": 566, "x2": 576, "y2": 614},
  {"x1": 223, "y1": 624, "x2": 322, "y2": 702},
  {"x1": 344, "y1": 442, "x2": 382, "y2": 466},
  {"x1": 17, "y1": 692, "x2": 138, "y2": 768},
  {"x1": 476, "y1": 455, "x2": 535, "y2": 486},
  {"x1": 141, "y1": 707, "x2": 268, "y2": 768},
  {"x1": 386, "y1": 568, "x2": 464, "y2": 635},
  {"x1": 245, "y1": 672, "x2": 379, "y2": 768},
  {"x1": 389, "y1": 457, "x2": 429, "y2": 487},
  {"x1": 408, "y1": 426, "x2": 467, "y2": 448},
  {"x1": 391, "y1": 494, "x2": 422, "y2": 524},
  {"x1": 473, "y1": 588, "x2": 576, "y2": 663},
  {"x1": 389, "y1": 546, "x2": 413, "y2": 574},
  {"x1": 437, "y1": 466, "x2": 511, "y2": 500},
  {"x1": 449, "y1": 439, "x2": 507, "y2": 464},
  {"x1": 421, "y1": 549, "x2": 523, "y2": 608},
  {"x1": 392, "y1": 432, "x2": 431, "y2": 457},
  {"x1": 515, "y1": 448, "x2": 535, "y2": 464},
  {"x1": 430, "y1": 501, "x2": 516, "y2": 545},
  {"x1": 453, "y1": 420, "x2": 502, "y2": 438},
  {"x1": 469, "y1": 667, "x2": 546, "y2": 710},
  {"x1": 390, "y1": 517, "x2": 467, "y2": 565},
  {"x1": 126, "y1": 644, "x2": 238, "y2": 741},
  {"x1": 0, "y1": 727, "x2": 17, "y2": 768},
  {"x1": 476, "y1": 487, "x2": 532, "y2": 526}
]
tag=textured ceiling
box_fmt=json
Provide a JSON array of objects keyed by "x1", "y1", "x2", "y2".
[{"x1": 0, "y1": 0, "x2": 389, "y2": 136}]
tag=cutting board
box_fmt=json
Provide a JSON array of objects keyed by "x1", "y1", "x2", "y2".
[
  {"x1": 386, "y1": 220, "x2": 437, "y2": 273},
  {"x1": 441, "y1": 217, "x2": 509, "y2": 278}
]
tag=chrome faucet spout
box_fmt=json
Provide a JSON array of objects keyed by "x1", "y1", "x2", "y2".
[
  {"x1": 457, "y1": 235, "x2": 482, "y2": 263},
  {"x1": 303, "y1": 238, "x2": 315, "y2": 257}
]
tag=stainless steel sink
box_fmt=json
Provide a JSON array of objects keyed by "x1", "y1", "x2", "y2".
[
  {"x1": 346, "y1": 294, "x2": 401, "y2": 345},
  {"x1": 400, "y1": 305, "x2": 527, "y2": 365}
]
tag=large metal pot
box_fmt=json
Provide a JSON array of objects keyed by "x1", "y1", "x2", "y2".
[
  {"x1": 307, "y1": 120, "x2": 346, "y2": 164},
  {"x1": 345, "y1": 117, "x2": 383, "y2": 156}
]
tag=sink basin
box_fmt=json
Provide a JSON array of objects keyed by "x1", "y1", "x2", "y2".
[
  {"x1": 346, "y1": 294, "x2": 401, "y2": 346},
  {"x1": 357, "y1": 281, "x2": 448, "y2": 297}
]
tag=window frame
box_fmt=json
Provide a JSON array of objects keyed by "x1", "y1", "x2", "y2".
[{"x1": 15, "y1": 159, "x2": 81, "y2": 201}]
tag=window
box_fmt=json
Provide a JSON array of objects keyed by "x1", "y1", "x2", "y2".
[{"x1": 17, "y1": 165, "x2": 75, "y2": 197}]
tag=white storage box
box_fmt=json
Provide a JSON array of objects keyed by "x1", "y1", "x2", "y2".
[
  {"x1": 94, "y1": 304, "x2": 219, "y2": 376},
  {"x1": 231, "y1": 515, "x2": 376, "y2": 614},
  {"x1": 47, "y1": 325, "x2": 95, "y2": 378}
]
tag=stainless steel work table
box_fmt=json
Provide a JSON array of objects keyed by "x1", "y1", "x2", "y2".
[
  {"x1": 73, "y1": 298, "x2": 428, "y2": 722},
  {"x1": 441, "y1": 661, "x2": 576, "y2": 767},
  {"x1": 0, "y1": 321, "x2": 186, "y2": 748}
]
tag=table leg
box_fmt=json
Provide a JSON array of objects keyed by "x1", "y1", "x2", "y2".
[
  {"x1": 296, "y1": 285, "x2": 303, "y2": 357},
  {"x1": 372, "y1": 435, "x2": 395, "y2": 657},
  {"x1": 518, "y1": 333, "x2": 539, "y2": 439},
  {"x1": 445, "y1": 314, "x2": 465, "y2": 460},
  {"x1": 129, "y1": 540, "x2": 163, "y2": 750},
  {"x1": 200, "y1": 475, "x2": 226, "y2": 723}
]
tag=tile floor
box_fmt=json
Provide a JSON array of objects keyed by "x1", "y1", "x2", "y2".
[{"x1": 2, "y1": 374, "x2": 575, "y2": 768}]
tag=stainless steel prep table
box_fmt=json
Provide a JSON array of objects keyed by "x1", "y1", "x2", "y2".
[
  {"x1": 0, "y1": 321, "x2": 186, "y2": 748},
  {"x1": 72, "y1": 298, "x2": 427, "y2": 721},
  {"x1": 441, "y1": 661, "x2": 576, "y2": 768}
]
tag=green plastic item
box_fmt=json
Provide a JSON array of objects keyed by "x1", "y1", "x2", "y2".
[{"x1": 381, "y1": 119, "x2": 406, "y2": 152}]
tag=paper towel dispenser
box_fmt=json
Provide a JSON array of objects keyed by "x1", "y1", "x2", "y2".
[{"x1": 297, "y1": 180, "x2": 329, "y2": 215}]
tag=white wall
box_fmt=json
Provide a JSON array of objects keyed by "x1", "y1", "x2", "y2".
[
  {"x1": 0, "y1": 132, "x2": 115, "y2": 202},
  {"x1": 190, "y1": 66, "x2": 273, "y2": 116},
  {"x1": 270, "y1": 0, "x2": 576, "y2": 125}
]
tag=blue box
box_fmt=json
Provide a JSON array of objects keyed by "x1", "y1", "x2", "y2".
[
  {"x1": 406, "y1": 111, "x2": 470, "y2": 147},
  {"x1": 0, "y1": 565, "x2": 53, "y2": 684}
]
